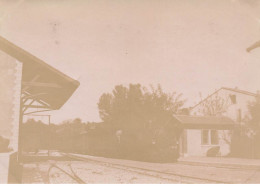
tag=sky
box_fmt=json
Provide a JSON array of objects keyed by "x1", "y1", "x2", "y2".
[{"x1": 0, "y1": 0, "x2": 260, "y2": 124}]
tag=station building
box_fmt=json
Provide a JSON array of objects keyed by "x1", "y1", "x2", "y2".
[
  {"x1": 0, "y1": 35, "x2": 79, "y2": 183},
  {"x1": 177, "y1": 87, "x2": 257, "y2": 157}
]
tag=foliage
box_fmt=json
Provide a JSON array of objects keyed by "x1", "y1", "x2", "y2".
[
  {"x1": 97, "y1": 84, "x2": 185, "y2": 161},
  {"x1": 228, "y1": 95, "x2": 260, "y2": 158},
  {"x1": 98, "y1": 84, "x2": 185, "y2": 128},
  {"x1": 21, "y1": 118, "x2": 87, "y2": 153},
  {"x1": 21, "y1": 119, "x2": 51, "y2": 152},
  {"x1": 196, "y1": 93, "x2": 232, "y2": 145},
  {"x1": 247, "y1": 95, "x2": 260, "y2": 133},
  {"x1": 21, "y1": 84, "x2": 185, "y2": 162},
  {"x1": 197, "y1": 93, "x2": 230, "y2": 116},
  {"x1": 243, "y1": 95, "x2": 260, "y2": 158}
]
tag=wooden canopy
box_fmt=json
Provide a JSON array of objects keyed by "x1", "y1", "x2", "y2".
[{"x1": 0, "y1": 35, "x2": 80, "y2": 112}]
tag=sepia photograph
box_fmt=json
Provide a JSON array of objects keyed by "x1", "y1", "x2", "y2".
[{"x1": 0, "y1": 0, "x2": 260, "y2": 184}]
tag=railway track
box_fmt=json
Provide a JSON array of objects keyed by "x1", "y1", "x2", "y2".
[
  {"x1": 47, "y1": 162, "x2": 86, "y2": 184},
  {"x1": 63, "y1": 153, "x2": 231, "y2": 184}
]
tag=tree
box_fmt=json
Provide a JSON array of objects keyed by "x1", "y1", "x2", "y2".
[
  {"x1": 197, "y1": 93, "x2": 232, "y2": 148},
  {"x1": 97, "y1": 83, "x2": 185, "y2": 160},
  {"x1": 197, "y1": 93, "x2": 230, "y2": 116},
  {"x1": 54, "y1": 118, "x2": 87, "y2": 152},
  {"x1": 247, "y1": 95, "x2": 260, "y2": 133},
  {"x1": 98, "y1": 84, "x2": 185, "y2": 131},
  {"x1": 21, "y1": 119, "x2": 50, "y2": 152},
  {"x1": 245, "y1": 95, "x2": 260, "y2": 158}
]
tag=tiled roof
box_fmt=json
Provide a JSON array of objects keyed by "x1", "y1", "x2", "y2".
[
  {"x1": 222, "y1": 87, "x2": 257, "y2": 97},
  {"x1": 173, "y1": 115, "x2": 236, "y2": 129},
  {"x1": 191, "y1": 87, "x2": 257, "y2": 110}
]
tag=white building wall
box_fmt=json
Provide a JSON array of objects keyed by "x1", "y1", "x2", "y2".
[
  {"x1": 187, "y1": 88, "x2": 256, "y2": 157},
  {"x1": 186, "y1": 129, "x2": 201, "y2": 156},
  {"x1": 11, "y1": 61, "x2": 22, "y2": 152},
  {"x1": 224, "y1": 92, "x2": 255, "y2": 123},
  {"x1": 0, "y1": 52, "x2": 21, "y2": 152},
  {"x1": 0, "y1": 51, "x2": 22, "y2": 183},
  {"x1": 191, "y1": 89, "x2": 256, "y2": 123},
  {"x1": 186, "y1": 129, "x2": 231, "y2": 156}
]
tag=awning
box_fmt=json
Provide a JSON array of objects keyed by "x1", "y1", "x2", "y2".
[
  {"x1": 0, "y1": 35, "x2": 80, "y2": 111},
  {"x1": 173, "y1": 115, "x2": 236, "y2": 130}
]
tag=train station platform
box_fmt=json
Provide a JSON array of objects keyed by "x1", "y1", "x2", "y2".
[
  {"x1": 66, "y1": 153, "x2": 260, "y2": 183},
  {"x1": 19, "y1": 151, "x2": 260, "y2": 183},
  {"x1": 178, "y1": 156, "x2": 260, "y2": 170},
  {"x1": 22, "y1": 150, "x2": 67, "y2": 163}
]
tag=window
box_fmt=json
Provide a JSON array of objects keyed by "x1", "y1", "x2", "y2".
[
  {"x1": 229, "y1": 94, "x2": 236, "y2": 104},
  {"x1": 201, "y1": 129, "x2": 219, "y2": 145},
  {"x1": 202, "y1": 130, "x2": 209, "y2": 145},
  {"x1": 211, "y1": 130, "x2": 219, "y2": 145}
]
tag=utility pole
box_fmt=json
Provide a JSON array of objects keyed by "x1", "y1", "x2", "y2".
[{"x1": 247, "y1": 40, "x2": 260, "y2": 52}]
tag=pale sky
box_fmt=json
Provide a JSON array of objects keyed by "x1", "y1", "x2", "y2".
[{"x1": 0, "y1": 0, "x2": 260, "y2": 123}]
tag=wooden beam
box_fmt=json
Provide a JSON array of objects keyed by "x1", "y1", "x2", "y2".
[
  {"x1": 22, "y1": 75, "x2": 40, "y2": 92},
  {"x1": 34, "y1": 99, "x2": 51, "y2": 108},
  {"x1": 23, "y1": 109, "x2": 54, "y2": 115},
  {"x1": 22, "y1": 105, "x2": 50, "y2": 109},
  {"x1": 22, "y1": 91, "x2": 51, "y2": 108},
  {"x1": 22, "y1": 81, "x2": 62, "y2": 88},
  {"x1": 22, "y1": 93, "x2": 48, "y2": 100},
  {"x1": 22, "y1": 99, "x2": 35, "y2": 114}
]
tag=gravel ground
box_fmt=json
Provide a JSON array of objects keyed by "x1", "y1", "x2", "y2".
[
  {"x1": 71, "y1": 154, "x2": 260, "y2": 183},
  {"x1": 22, "y1": 154, "x2": 260, "y2": 184},
  {"x1": 22, "y1": 160, "x2": 175, "y2": 184}
]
